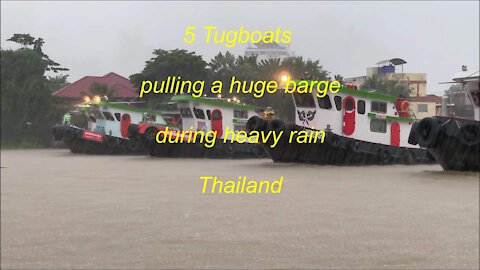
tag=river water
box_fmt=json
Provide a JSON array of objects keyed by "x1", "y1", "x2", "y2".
[{"x1": 1, "y1": 149, "x2": 478, "y2": 269}]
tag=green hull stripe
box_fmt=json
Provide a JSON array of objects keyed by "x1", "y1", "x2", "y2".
[
  {"x1": 368, "y1": 112, "x2": 413, "y2": 123},
  {"x1": 85, "y1": 101, "x2": 164, "y2": 115}
]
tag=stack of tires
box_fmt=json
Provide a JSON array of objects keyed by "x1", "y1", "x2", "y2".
[{"x1": 409, "y1": 117, "x2": 479, "y2": 171}]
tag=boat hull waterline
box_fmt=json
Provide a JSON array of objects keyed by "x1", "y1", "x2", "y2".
[{"x1": 52, "y1": 125, "x2": 145, "y2": 155}]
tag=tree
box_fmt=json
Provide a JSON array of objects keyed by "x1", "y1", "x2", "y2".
[
  {"x1": 1, "y1": 49, "x2": 59, "y2": 146},
  {"x1": 280, "y1": 57, "x2": 329, "y2": 81},
  {"x1": 7, "y1": 33, "x2": 68, "y2": 73},
  {"x1": 207, "y1": 52, "x2": 237, "y2": 95},
  {"x1": 47, "y1": 74, "x2": 69, "y2": 92},
  {"x1": 6, "y1": 34, "x2": 35, "y2": 47},
  {"x1": 258, "y1": 58, "x2": 282, "y2": 81},
  {"x1": 256, "y1": 56, "x2": 330, "y2": 121},
  {"x1": 361, "y1": 75, "x2": 410, "y2": 97},
  {"x1": 208, "y1": 51, "x2": 236, "y2": 78},
  {"x1": 334, "y1": 74, "x2": 344, "y2": 85},
  {"x1": 1, "y1": 35, "x2": 68, "y2": 147},
  {"x1": 130, "y1": 49, "x2": 208, "y2": 105}
]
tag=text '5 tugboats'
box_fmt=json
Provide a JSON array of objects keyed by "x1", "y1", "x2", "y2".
[
  {"x1": 408, "y1": 68, "x2": 480, "y2": 171},
  {"x1": 246, "y1": 80, "x2": 435, "y2": 165}
]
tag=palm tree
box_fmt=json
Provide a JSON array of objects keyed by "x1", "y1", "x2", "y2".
[
  {"x1": 258, "y1": 58, "x2": 282, "y2": 81},
  {"x1": 208, "y1": 52, "x2": 236, "y2": 77},
  {"x1": 234, "y1": 55, "x2": 259, "y2": 81},
  {"x1": 334, "y1": 74, "x2": 344, "y2": 85},
  {"x1": 280, "y1": 57, "x2": 329, "y2": 81}
]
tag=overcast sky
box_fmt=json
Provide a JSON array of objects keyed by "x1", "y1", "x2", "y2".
[{"x1": 1, "y1": 1, "x2": 478, "y2": 94}]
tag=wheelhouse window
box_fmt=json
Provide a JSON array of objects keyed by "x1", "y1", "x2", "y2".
[
  {"x1": 370, "y1": 119, "x2": 387, "y2": 133},
  {"x1": 114, "y1": 113, "x2": 121, "y2": 121},
  {"x1": 212, "y1": 110, "x2": 222, "y2": 120},
  {"x1": 334, "y1": 96, "x2": 342, "y2": 111},
  {"x1": 357, "y1": 100, "x2": 366, "y2": 114},
  {"x1": 102, "y1": 111, "x2": 115, "y2": 121},
  {"x1": 92, "y1": 110, "x2": 104, "y2": 120},
  {"x1": 180, "y1": 108, "x2": 193, "y2": 118},
  {"x1": 371, "y1": 101, "x2": 387, "y2": 114},
  {"x1": 293, "y1": 92, "x2": 315, "y2": 108},
  {"x1": 193, "y1": 107, "x2": 206, "y2": 119},
  {"x1": 345, "y1": 98, "x2": 354, "y2": 111},
  {"x1": 89, "y1": 116, "x2": 96, "y2": 123},
  {"x1": 317, "y1": 95, "x2": 332, "y2": 110},
  {"x1": 233, "y1": 110, "x2": 248, "y2": 119}
]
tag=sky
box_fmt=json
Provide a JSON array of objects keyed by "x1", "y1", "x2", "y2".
[{"x1": 1, "y1": 1, "x2": 479, "y2": 95}]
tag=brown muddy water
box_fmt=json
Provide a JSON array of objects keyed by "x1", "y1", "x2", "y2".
[{"x1": 1, "y1": 149, "x2": 479, "y2": 269}]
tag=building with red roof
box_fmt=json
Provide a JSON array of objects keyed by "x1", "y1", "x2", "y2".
[{"x1": 52, "y1": 72, "x2": 138, "y2": 100}]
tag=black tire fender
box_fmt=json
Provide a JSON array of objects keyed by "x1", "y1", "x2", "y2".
[
  {"x1": 104, "y1": 135, "x2": 118, "y2": 148},
  {"x1": 407, "y1": 121, "x2": 419, "y2": 145},
  {"x1": 326, "y1": 133, "x2": 339, "y2": 147},
  {"x1": 127, "y1": 138, "x2": 140, "y2": 151},
  {"x1": 225, "y1": 143, "x2": 236, "y2": 156},
  {"x1": 144, "y1": 126, "x2": 159, "y2": 142},
  {"x1": 267, "y1": 119, "x2": 286, "y2": 133},
  {"x1": 459, "y1": 124, "x2": 480, "y2": 146},
  {"x1": 378, "y1": 149, "x2": 392, "y2": 164},
  {"x1": 416, "y1": 117, "x2": 442, "y2": 148},
  {"x1": 349, "y1": 140, "x2": 360, "y2": 152},
  {"x1": 63, "y1": 128, "x2": 76, "y2": 142},
  {"x1": 246, "y1": 116, "x2": 267, "y2": 133},
  {"x1": 128, "y1": 124, "x2": 139, "y2": 138},
  {"x1": 252, "y1": 144, "x2": 266, "y2": 158}
]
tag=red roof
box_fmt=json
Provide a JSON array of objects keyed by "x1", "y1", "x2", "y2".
[{"x1": 52, "y1": 72, "x2": 138, "y2": 98}]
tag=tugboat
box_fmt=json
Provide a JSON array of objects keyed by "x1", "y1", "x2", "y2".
[
  {"x1": 247, "y1": 81, "x2": 434, "y2": 165},
  {"x1": 408, "y1": 68, "x2": 479, "y2": 171},
  {"x1": 52, "y1": 96, "x2": 167, "y2": 154},
  {"x1": 128, "y1": 95, "x2": 268, "y2": 158}
]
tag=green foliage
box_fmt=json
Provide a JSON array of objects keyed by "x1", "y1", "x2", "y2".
[
  {"x1": 7, "y1": 34, "x2": 36, "y2": 47},
  {"x1": 47, "y1": 74, "x2": 69, "y2": 92},
  {"x1": 1, "y1": 35, "x2": 68, "y2": 148},
  {"x1": 130, "y1": 50, "x2": 331, "y2": 122},
  {"x1": 361, "y1": 75, "x2": 410, "y2": 97},
  {"x1": 281, "y1": 57, "x2": 329, "y2": 81},
  {"x1": 7, "y1": 33, "x2": 68, "y2": 73},
  {"x1": 130, "y1": 49, "x2": 208, "y2": 105},
  {"x1": 208, "y1": 51, "x2": 237, "y2": 92},
  {"x1": 334, "y1": 74, "x2": 344, "y2": 85}
]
